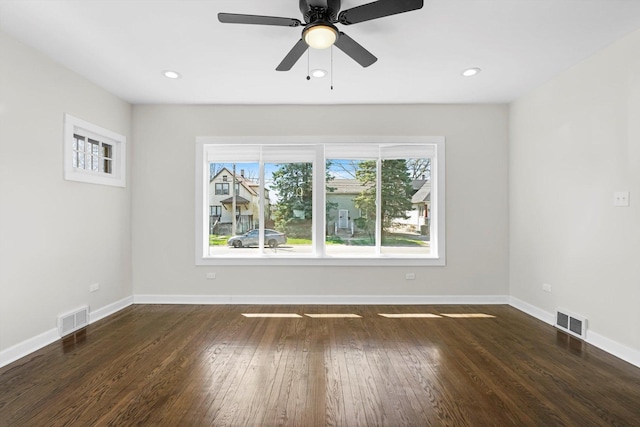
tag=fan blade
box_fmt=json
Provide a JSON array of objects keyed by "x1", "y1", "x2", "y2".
[
  {"x1": 338, "y1": 0, "x2": 423, "y2": 25},
  {"x1": 334, "y1": 32, "x2": 377, "y2": 67},
  {"x1": 218, "y1": 13, "x2": 302, "y2": 27},
  {"x1": 276, "y1": 39, "x2": 309, "y2": 71}
]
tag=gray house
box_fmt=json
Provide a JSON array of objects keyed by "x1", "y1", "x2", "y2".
[{"x1": 326, "y1": 178, "x2": 431, "y2": 236}]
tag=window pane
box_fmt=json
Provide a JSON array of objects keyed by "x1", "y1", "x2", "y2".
[
  {"x1": 208, "y1": 162, "x2": 261, "y2": 256},
  {"x1": 103, "y1": 143, "x2": 112, "y2": 159},
  {"x1": 380, "y1": 158, "x2": 431, "y2": 256},
  {"x1": 267, "y1": 162, "x2": 313, "y2": 255},
  {"x1": 103, "y1": 158, "x2": 112, "y2": 174},
  {"x1": 325, "y1": 159, "x2": 376, "y2": 256}
]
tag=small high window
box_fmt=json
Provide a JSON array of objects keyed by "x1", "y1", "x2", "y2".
[{"x1": 64, "y1": 114, "x2": 126, "y2": 187}]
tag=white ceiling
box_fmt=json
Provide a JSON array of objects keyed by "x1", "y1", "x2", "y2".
[{"x1": 2, "y1": 0, "x2": 640, "y2": 105}]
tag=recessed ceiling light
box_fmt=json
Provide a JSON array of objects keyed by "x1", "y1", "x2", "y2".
[
  {"x1": 461, "y1": 67, "x2": 481, "y2": 77},
  {"x1": 311, "y1": 69, "x2": 327, "y2": 78},
  {"x1": 162, "y1": 70, "x2": 181, "y2": 79}
]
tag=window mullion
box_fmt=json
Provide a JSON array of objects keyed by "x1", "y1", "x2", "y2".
[
  {"x1": 258, "y1": 158, "x2": 265, "y2": 254},
  {"x1": 375, "y1": 157, "x2": 382, "y2": 255},
  {"x1": 315, "y1": 145, "x2": 325, "y2": 257}
]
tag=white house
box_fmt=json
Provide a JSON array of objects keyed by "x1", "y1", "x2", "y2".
[{"x1": 208, "y1": 168, "x2": 269, "y2": 234}]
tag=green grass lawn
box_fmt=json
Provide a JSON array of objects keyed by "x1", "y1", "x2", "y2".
[
  {"x1": 209, "y1": 235, "x2": 230, "y2": 246},
  {"x1": 285, "y1": 237, "x2": 312, "y2": 245}
]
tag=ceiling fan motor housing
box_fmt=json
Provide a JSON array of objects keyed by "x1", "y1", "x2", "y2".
[{"x1": 300, "y1": 0, "x2": 341, "y2": 23}]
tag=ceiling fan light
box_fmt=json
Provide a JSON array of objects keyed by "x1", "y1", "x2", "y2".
[{"x1": 304, "y1": 24, "x2": 338, "y2": 49}]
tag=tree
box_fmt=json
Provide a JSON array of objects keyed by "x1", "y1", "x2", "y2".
[
  {"x1": 270, "y1": 162, "x2": 338, "y2": 235},
  {"x1": 270, "y1": 163, "x2": 313, "y2": 231},
  {"x1": 407, "y1": 158, "x2": 431, "y2": 180},
  {"x1": 209, "y1": 163, "x2": 224, "y2": 180},
  {"x1": 324, "y1": 161, "x2": 338, "y2": 226},
  {"x1": 354, "y1": 159, "x2": 414, "y2": 236}
]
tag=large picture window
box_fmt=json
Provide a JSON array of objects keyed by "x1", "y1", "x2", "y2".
[{"x1": 196, "y1": 137, "x2": 445, "y2": 266}]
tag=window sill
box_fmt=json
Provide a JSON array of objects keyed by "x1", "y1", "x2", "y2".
[{"x1": 196, "y1": 255, "x2": 445, "y2": 267}]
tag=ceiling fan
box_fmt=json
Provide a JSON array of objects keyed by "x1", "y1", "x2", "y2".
[{"x1": 218, "y1": 0, "x2": 424, "y2": 71}]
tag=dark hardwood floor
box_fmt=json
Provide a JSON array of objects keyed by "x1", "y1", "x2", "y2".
[{"x1": 1, "y1": 304, "x2": 639, "y2": 426}]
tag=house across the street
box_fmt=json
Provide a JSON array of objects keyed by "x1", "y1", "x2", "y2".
[{"x1": 208, "y1": 168, "x2": 269, "y2": 235}]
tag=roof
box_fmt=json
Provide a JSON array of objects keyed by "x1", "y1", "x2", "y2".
[
  {"x1": 412, "y1": 182, "x2": 431, "y2": 204},
  {"x1": 327, "y1": 179, "x2": 369, "y2": 195},
  {"x1": 220, "y1": 196, "x2": 250, "y2": 205},
  {"x1": 211, "y1": 167, "x2": 257, "y2": 196},
  {"x1": 412, "y1": 179, "x2": 429, "y2": 191}
]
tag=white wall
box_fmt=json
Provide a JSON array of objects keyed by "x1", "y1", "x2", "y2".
[
  {"x1": 510, "y1": 29, "x2": 640, "y2": 354},
  {"x1": 0, "y1": 31, "x2": 133, "y2": 356},
  {"x1": 132, "y1": 104, "x2": 509, "y2": 298}
]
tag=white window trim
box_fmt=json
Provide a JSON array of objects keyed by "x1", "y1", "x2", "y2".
[
  {"x1": 63, "y1": 113, "x2": 126, "y2": 187},
  {"x1": 195, "y1": 136, "x2": 445, "y2": 266}
]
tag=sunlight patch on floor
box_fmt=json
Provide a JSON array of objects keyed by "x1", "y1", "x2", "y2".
[
  {"x1": 378, "y1": 313, "x2": 442, "y2": 318},
  {"x1": 241, "y1": 313, "x2": 303, "y2": 318},
  {"x1": 305, "y1": 314, "x2": 362, "y2": 318}
]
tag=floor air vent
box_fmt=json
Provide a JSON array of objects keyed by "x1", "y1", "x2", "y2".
[
  {"x1": 58, "y1": 306, "x2": 89, "y2": 337},
  {"x1": 555, "y1": 308, "x2": 587, "y2": 339}
]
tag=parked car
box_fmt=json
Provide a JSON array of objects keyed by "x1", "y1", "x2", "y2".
[{"x1": 227, "y1": 229, "x2": 287, "y2": 248}]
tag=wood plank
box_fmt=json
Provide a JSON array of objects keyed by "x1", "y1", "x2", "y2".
[{"x1": 1, "y1": 304, "x2": 640, "y2": 426}]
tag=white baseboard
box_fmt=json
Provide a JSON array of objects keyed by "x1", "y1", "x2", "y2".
[
  {"x1": 0, "y1": 328, "x2": 59, "y2": 369},
  {"x1": 586, "y1": 330, "x2": 640, "y2": 368},
  {"x1": 509, "y1": 296, "x2": 640, "y2": 369},
  {"x1": 90, "y1": 296, "x2": 133, "y2": 324},
  {"x1": 133, "y1": 294, "x2": 510, "y2": 305},
  {"x1": 509, "y1": 296, "x2": 555, "y2": 325},
  {"x1": 0, "y1": 296, "x2": 133, "y2": 369}
]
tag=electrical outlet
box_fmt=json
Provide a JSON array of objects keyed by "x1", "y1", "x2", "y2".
[
  {"x1": 542, "y1": 283, "x2": 552, "y2": 293},
  {"x1": 206, "y1": 272, "x2": 216, "y2": 280},
  {"x1": 90, "y1": 283, "x2": 100, "y2": 292},
  {"x1": 405, "y1": 273, "x2": 416, "y2": 280},
  {"x1": 614, "y1": 191, "x2": 630, "y2": 207}
]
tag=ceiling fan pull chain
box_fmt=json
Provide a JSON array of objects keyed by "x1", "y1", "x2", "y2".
[
  {"x1": 306, "y1": 49, "x2": 311, "y2": 81},
  {"x1": 331, "y1": 45, "x2": 334, "y2": 90}
]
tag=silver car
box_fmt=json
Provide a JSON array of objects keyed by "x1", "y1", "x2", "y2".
[{"x1": 227, "y1": 229, "x2": 287, "y2": 248}]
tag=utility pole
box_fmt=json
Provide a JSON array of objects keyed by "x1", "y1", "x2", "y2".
[{"x1": 232, "y1": 163, "x2": 237, "y2": 234}]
